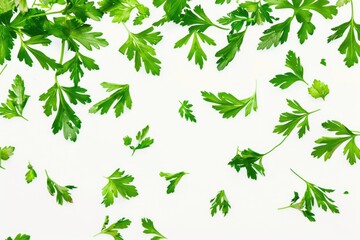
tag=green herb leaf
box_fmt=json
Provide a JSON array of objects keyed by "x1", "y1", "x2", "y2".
[
  {"x1": 0, "y1": 146, "x2": 15, "y2": 170},
  {"x1": 160, "y1": 171, "x2": 188, "y2": 194},
  {"x1": 308, "y1": 80, "x2": 329, "y2": 100},
  {"x1": 270, "y1": 50, "x2": 307, "y2": 89},
  {"x1": 312, "y1": 120, "x2": 360, "y2": 165},
  {"x1": 210, "y1": 190, "x2": 231, "y2": 216},
  {"x1": 5, "y1": 234, "x2": 30, "y2": 240},
  {"x1": 201, "y1": 89, "x2": 257, "y2": 118},
  {"x1": 320, "y1": 58, "x2": 327, "y2": 66},
  {"x1": 119, "y1": 26, "x2": 162, "y2": 75},
  {"x1": 39, "y1": 83, "x2": 91, "y2": 142},
  {"x1": 0, "y1": 75, "x2": 29, "y2": 120},
  {"x1": 178, "y1": 100, "x2": 196, "y2": 122},
  {"x1": 124, "y1": 125, "x2": 154, "y2": 156},
  {"x1": 279, "y1": 169, "x2": 339, "y2": 222},
  {"x1": 46, "y1": 170, "x2": 77, "y2": 205},
  {"x1": 99, "y1": 0, "x2": 150, "y2": 25},
  {"x1": 142, "y1": 218, "x2": 167, "y2": 239},
  {"x1": 153, "y1": 0, "x2": 188, "y2": 22},
  {"x1": 90, "y1": 82, "x2": 132, "y2": 118},
  {"x1": 274, "y1": 99, "x2": 319, "y2": 138},
  {"x1": 25, "y1": 162, "x2": 37, "y2": 183},
  {"x1": 228, "y1": 148, "x2": 265, "y2": 180},
  {"x1": 102, "y1": 168, "x2": 138, "y2": 207},
  {"x1": 97, "y1": 215, "x2": 131, "y2": 240}
]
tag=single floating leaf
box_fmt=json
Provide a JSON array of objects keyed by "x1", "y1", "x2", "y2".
[
  {"x1": 178, "y1": 100, "x2": 196, "y2": 122},
  {"x1": 210, "y1": 190, "x2": 231, "y2": 216},
  {"x1": 0, "y1": 146, "x2": 15, "y2": 170},
  {"x1": 46, "y1": 170, "x2": 77, "y2": 205},
  {"x1": 308, "y1": 80, "x2": 329, "y2": 100},
  {"x1": 123, "y1": 125, "x2": 154, "y2": 156},
  {"x1": 96, "y1": 215, "x2": 131, "y2": 240},
  {"x1": 160, "y1": 171, "x2": 188, "y2": 194},
  {"x1": 142, "y1": 218, "x2": 167, "y2": 239},
  {"x1": 25, "y1": 162, "x2": 37, "y2": 183}
]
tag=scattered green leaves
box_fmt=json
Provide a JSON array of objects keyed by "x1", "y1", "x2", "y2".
[
  {"x1": 279, "y1": 169, "x2": 339, "y2": 222},
  {"x1": 142, "y1": 218, "x2": 167, "y2": 239},
  {"x1": 0, "y1": 146, "x2": 15, "y2": 170},
  {"x1": 178, "y1": 100, "x2": 196, "y2": 122},
  {"x1": 160, "y1": 171, "x2": 188, "y2": 194},
  {"x1": 102, "y1": 168, "x2": 138, "y2": 207},
  {"x1": 312, "y1": 120, "x2": 360, "y2": 165},
  {"x1": 96, "y1": 215, "x2": 131, "y2": 240},
  {"x1": 90, "y1": 82, "x2": 132, "y2": 118},
  {"x1": 210, "y1": 190, "x2": 231, "y2": 216},
  {"x1": 123, "y1": 125, "x2": 154, "y2": 155},
  {"x1": 46, "y1": 170, "x2": 77, "y2": 205},
  {"x1": 0, "y1": 75, "x2": 29, "y2": 120},
  {"x1": 201, "y1": 89, "x2": 257, "y2": 118},
  {"x1": 25, "y1": 162, "x2": 37, "y2": 183}
]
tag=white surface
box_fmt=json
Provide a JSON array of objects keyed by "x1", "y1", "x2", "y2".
[{"x1": 0, "y1": 0, "x2": 359, "y2": 239}]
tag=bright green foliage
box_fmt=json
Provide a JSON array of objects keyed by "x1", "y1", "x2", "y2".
[
  {"x1": 39, "y1": 83, "x2": 91, "y2": 142},
  {"x1": 178, "y1": 100, "x2": 196, "y2": 122},
  {"x1": 25, "y1": 162, "x2": 37, "y2": 183},
  {"x1": 63, "y1": 0, "x2": 103, "y2": 21},
  {"x1": 308, "y1": 80, "x2": 329, "y2": 100},
  {"x1": 96, "y1": 215, "x2": 131, "y2": 240},
  {"x1": 215, "y1": 0, "x2": 231, "y2": 4},
  {"x1": 5, "y1": 234, "x2": 31, "y2": 240},
  {"x1": 344, "y1": 191, "x2": 349, "y2": 194},
  {"x1": 175, "y1": 5, "x2": 220, "y2": 69},
  {"x1": 210, "y1": 190, "x2": 231, "y2": 216},
  {"x1": 123, "y1": 125, "x2": 154, "y2": 155},
  {"x1": 274, "y1": 99, "x2": 319, "y2": 138},
  {"x1": 119, "y1": 27, "x2": 162, "y2": 75},
  {"x1": 102, "y1": 168, "x2": 138, "y2": 207},
  {"x1": 57, "y1": 52, "x2": 99, "y2": 86},
  {"x1": 99, "y1": 0, "x2": 150, "y2": 25},
  {"x1": 201, "y1": 90, "x2": 257, "y2": 118},
  {"x1": 0, "y1": 75, "x2": 29, "y2": 120},
  {"x1": 160, "y1": 171, "x2": 188, "y2": 194},
  {"x1": 90, "y1": 82, "x2": 132, "y2": 118},
  {"x1": 216, "y1": 4, "x2": 275, "y2": 70},
  {"x1": 153, "y1": 0, "x2": 188, "y2": 22},
  {"x1": 320, "y1": 58, "x2": 327, "y2": 66},
  {"x1": 328, "y1": 0, "x2": 360, "y2": 67},
  {"x1": 0, "y1": 146, "x2": 15, "y2": 170},
  {"x1": 142, "y1": 218, "x2": 167, "y2": 240},
  {"x1": 228, "y1": 148, "x2": 265, "y2": 180},
  {"x1": 270, "y1": 50, "x2": 307, "y2": 89},
  {"x1": 258, "y1": 0, "x2": 337, "y2": 49},
  {"x1": 312, "y1": 120, "x2": 360, "y2": 165},
  {"x1": 46, "y1": 170, "x2": 77, "y2": 205},
  {"x1": 0, "y1": 12, "x2": 16, "y2": 65},
  {"x1": 279, "y1": 169, "x2": 339, "y2": 222}
]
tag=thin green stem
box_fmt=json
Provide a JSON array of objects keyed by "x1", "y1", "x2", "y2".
[
  {"x1": 277, "y1": 205, "x2": 292, "y2": 210},
  {"x1": 350, "y1": 0, "x2": 354, "y2": 21},
  {"x1": 290, "y1": 168, "x2": 308, "y2": 183},
  {"x1": 264, "y1": 135, "x2": 289, "y2": 155},
  {"x1": 0, "y1": 64, "x2": 7, "y2": 76},
  {"x1": 308, "y1": 109, "x2": 320, "y2": 115}
]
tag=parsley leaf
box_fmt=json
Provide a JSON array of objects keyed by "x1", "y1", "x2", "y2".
[
  {"x1": 153, "y1": 0, "x2": 188, "y2": 22},
  {"x1": 328, "y1": 1, "x2": 360, "y2": 67},
  {"x1": 89, "y1": 82, "x2": 132, "y2": 118},
  {"x1": 123, "y1": 125, "x2": 154, "y2": 156},
  {"x1": 120, "y1": 26, "x2": 162, "y2": 75},
  {"x1": 210, "y1": 190, "x2": 231, "y2": 216},
  {"x1": 25, "y1": 162, "x2": 37, "y2": 183},
  {"x1": 320, "y1": 58, "x2": 327, "y2": 66},
  {"x1": 141, "y1": 218, "x2": 167, "y2": 240},
  {"x1": 0, "y1": 146, "x2": 15, "y2": 170},
  {"x1": 39, "y1": 83, "x2": 91, "y2": 142},
  {"x1": 99, "y1": 0, "x2": 150, "y2": 25},
  {"x1": 308, "y1": 80, "x2": 329, "y2": 100},
  {"x1": 201, "y1": 89, "x2": 257, "y2": 118},
  {"x1": 274, "y1": 99, "x2": 319, "y2": 138},
  {"x1": 228, "y1": 148, "x2": 265, "y2": 180},
  {"x1": 46, "y1": 170, "x2": 77, "y2": 205},
  {"x1": 0, "y1": 12, "x2": 15, "y2": 65},
  {"x1": 312, "y1": 120, "x2": 360, "y2": 165},
  {"x1": 270, "y1": 50, "x2": 307, "y2": 89},
  {"x1": 160, "y1": 171, "x2": 188, "y2": 194},
  {"x1": 96, "y1": 215, "x2": 131, "y2": 240},
  {"x1": 0, "y1": 75, "x2": 29, "y2": 120},
  {"x1": 215, "y1": 0, "x2": 231, "y2": 4},
  {"x1": 5, "y1": 234, "x2": 30, "y2": 240},
  {"x1": 178, "y1": 100, "x2": 196, "y2": 122},
  {"x1": 64, "y1": 0, "x2": 103, "y2": 22},
  {"x1": 279, "y1": 169, "x2": 339, "y2": 222},
  {"x1": 102, "y1": 168, "x2": 138, "y2": 207},
  {"x1": 258, "y1": 0, "x2": 337, "y2": 49}
]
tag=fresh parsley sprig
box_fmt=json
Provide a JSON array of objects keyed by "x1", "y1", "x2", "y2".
[
  {"x1": 5, "y1": 234, "x2": 30, "y2": 240},
  {"x1": 160, "y1": 171, "x2": 188, "y2": 194},
  {"x1": 123, "y1": 125, "x2": 154, "y2": 156},
  {"x1": 25, "y1": 162, "x2": 37, "y2": 183},
  {"x1": 178, "y1": 100, "x2": 196, "y2": 122},
  {"x1": 312, "y1": 120, "x2": 360, "y2": 165},
  {"x1": 0, "y1": 146, "x2": 15, "y2": 170},
  {"x1": 46, "y1": 170, "x2": 77, "y2": 205},
  {"x1": 279, "y1": 169, "x2": 339, "y2": 222},
  {"x1": 95, "y1": 215, "x2": 131, "y2": 240},
  {"x1": 210, "y1": 190, "x2": 231, "y2": 216},
  {"x1": 142, "y1": 218, "x2": 167, "y2": 239}
]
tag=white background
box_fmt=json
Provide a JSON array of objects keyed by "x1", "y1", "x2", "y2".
[{"x1": 0, "y1": 0, "x2": 359, "y2": 239}]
